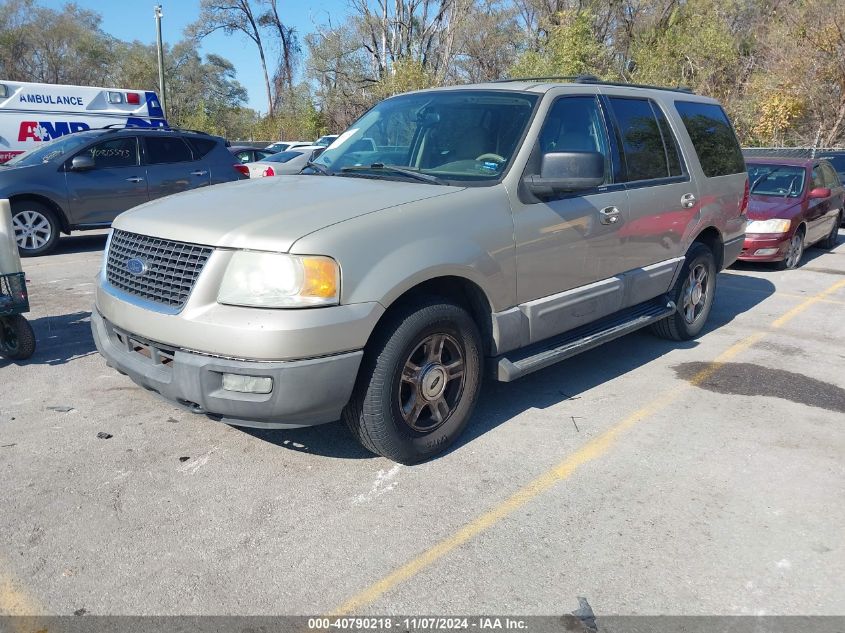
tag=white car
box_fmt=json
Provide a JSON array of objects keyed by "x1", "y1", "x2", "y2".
[
  {"x1": 243, "y1": 145, "x2": 323, "y2": 178},
  {"x1": 264, "y1": 140, "x2": 311, "y2": 153}
]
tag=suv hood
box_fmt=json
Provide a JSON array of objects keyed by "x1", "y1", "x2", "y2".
[
  {"x1": 114, "y1": 175, "x2": 464, "y2": 252},
  {"x1": 747, "y1": 194, "x2": 801, "y2": 220}
]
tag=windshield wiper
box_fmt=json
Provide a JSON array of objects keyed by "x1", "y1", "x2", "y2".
[
  {"x1": 304, "y1": 160, "x2": 331, "y2": 175},
  {"x1": 340, "y1": 163, "x2": 447, "y2": 185},
  {"x1": 784, "y1": 177, "x2": 797, "y2": 199},
  {"x1": 750, "y1": 167, "x2": 787, "y2": 193}
]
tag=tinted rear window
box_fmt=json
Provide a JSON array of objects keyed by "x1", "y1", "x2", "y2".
[
  {"x1": 185, "y1": 137, "x2": 218, "y2": 158},
  {"x1": 267, "y1": 151, "x2": 304, "y2": 163},
  {"x1": 675, "y1": 101, "x2": 745, "y2": 177},
  {"x1": 144, "y1": 137, "x2": 193, "y2": 164}
]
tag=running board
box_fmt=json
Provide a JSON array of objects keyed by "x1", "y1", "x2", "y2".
[{"x1": 492, "y1": 297, "x2": 676, "y2": 382}]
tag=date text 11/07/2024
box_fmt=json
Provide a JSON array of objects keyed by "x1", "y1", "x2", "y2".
[{"x1": 307, "y1": 618, "x2": 529, "y2": 631}]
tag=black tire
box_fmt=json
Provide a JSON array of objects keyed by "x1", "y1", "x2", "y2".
[
  {"x1": 0, "y1": 315, "x2": 36, "y2": 360},
  {"x1": 651, "y1": 242, "x2": 717, "y2": 341},
  {"x1": 343, "y1": 297, "x2": 483, "y2": 464},
  {"x1": 819, "y1": 212, "x2": 841, "y2": 250},
  {"x1": 11, "y1": 200, "x2": 61, "y2": 257},
  {"x1": 776, "y1": 228, "x2": 805, "y2": 270}
]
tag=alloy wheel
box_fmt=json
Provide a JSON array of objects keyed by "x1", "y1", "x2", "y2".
[
  {"x1": 12, "y1": 210, "x2": 52, "y2": 251},
  {"x1": 785, "y1": 233, "x2": 804, "y2": 269},
  {"x1": 681, "y1": 263, "x2": 710, "y2": 325},
  {"x1": 398, "y1": 332, "x2": 466, "y2": 433}
]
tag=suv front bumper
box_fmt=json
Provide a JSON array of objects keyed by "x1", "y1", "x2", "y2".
[{"x1": 91, "y1": 308, "x2": 363, "y2": 428}]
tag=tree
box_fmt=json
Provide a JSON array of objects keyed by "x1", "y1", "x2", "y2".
[
  {"x1": 0, "y1": 0, "x2": 117, "y2": 86},
  {"x1": 189, "y1": 0, "x2": 275, "y2": 116},
  {"x1": 258, "y1": 0, "x2": 301, "y2": 111},
  {"x1": 509, "y1": 9, "x2": 612, "y2": 79}
]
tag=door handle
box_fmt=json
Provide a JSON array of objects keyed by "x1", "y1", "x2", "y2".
[
  {"x1": 681, "y1": 193, "x2": 697, "y2": 208},
  {"x1": 190, "y1": 170, "x2": 208, "y2": 177},
  {"x1": 599, "y1": 206, "x2": 620, "y2": 225},
  {"x1": 125, "y1": 177, "x2": 144, "y2": 183}
]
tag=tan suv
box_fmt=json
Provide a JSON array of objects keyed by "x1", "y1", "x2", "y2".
[{"x1": 92, "y1": 77, "x2": 748, "y2": 463}]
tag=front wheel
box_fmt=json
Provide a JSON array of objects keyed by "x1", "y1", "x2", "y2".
[
  {"x1": 651, "y1": 242, "x2": 717, "y2": 341},
  {"x1": 343, "y1": 297, "x2": 483, "y2": 464},
  {"x1": 0, "y1": 315, "x2": 36, "y2": 360},
  {"x1": 11, "y1": 201, "x2": 61, "y2": 257},
  {"x1": 777, "y1": 230, "x2": 805, "y2": 270}
]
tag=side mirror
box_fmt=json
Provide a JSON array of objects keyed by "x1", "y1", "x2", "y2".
[
  {"x1": 809, "y1": 187, "x2": 831, "y2": 199},
  {"x1": 70, "y1": 155, "x2": 95, "y2": 171},
  {"x1": 524, "y1": 151, "x2": 605, "y2": 196}
]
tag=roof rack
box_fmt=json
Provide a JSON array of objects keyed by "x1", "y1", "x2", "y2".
[
  {"x1": 493, "y1": 74, "x2": 695, "y2": 94},
  {"x1": 95, "y1": 124, "x2": 215, "y2": 136}
]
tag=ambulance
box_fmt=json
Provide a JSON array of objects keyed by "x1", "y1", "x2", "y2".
[{"x1": 0, "y1": 80, "x2": 167, "y2": 163}]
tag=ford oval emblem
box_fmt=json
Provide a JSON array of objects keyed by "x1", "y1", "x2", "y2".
[{"x1": 126, "y1": 258, "x2": 148, "y2": 276}]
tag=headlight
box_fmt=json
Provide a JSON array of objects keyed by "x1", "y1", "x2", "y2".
[
  {"x1": 218, "y1": 251, "x2": 340, "y2": 308},
  {"x1": 746, "y1": 219, "x2": 791, "y2": 233}
]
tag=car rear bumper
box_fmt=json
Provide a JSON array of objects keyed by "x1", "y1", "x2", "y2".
[
  {"x1": 738, "y1": 233, "x2": 791, "y2": 262},
  {"x1": 91, "y1": 308, "x2": 362, "y2": 428}
]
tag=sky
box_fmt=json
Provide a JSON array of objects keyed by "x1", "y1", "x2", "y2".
[{"x1": 37, "y1": 0, "x2": 349, "y2": 113}]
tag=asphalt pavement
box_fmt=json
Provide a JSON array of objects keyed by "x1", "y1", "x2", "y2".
[{"x1": 1, "y1": 229, "x2": 843, "y2": 617}]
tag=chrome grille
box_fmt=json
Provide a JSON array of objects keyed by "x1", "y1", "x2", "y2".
[{"x1": 106, "y1": 230, "x2": 213, "y2": 309}]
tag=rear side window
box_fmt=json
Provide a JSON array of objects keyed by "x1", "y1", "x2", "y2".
[
  {"x1": 674, "y1": 101, "x2": 745, "y2": 177},
  {"x1": 185, "y1": 137, "x2": 218, "y2": 158},
  {"x1": 144, "y1": 136, "x2": 193, "y2": 164},
  {"x1": 608, "y1": 97, "x2": 680, "y2": 182}
]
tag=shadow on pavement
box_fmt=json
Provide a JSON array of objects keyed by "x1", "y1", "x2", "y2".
[
  {"x1": 243, "y1": 271, "x2": 777, "y2": 461},
  {"x1": 52, "y1": 232, "x2": 108, "y2": 256},
  {"x1": 1, "y1": 311, "x2": 95, "y2": 368},
  {"x1": 240, "y1": 422, "x2": 374, "y2": 460}
]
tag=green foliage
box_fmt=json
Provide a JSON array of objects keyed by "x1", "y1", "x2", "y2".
[
  {"x1": 628, "y1": 0, "x2": 740, "y2": 99},
  {"x1": 510, "y1": 10, "x2": 611, "y2": 80},
  {"x1": 373, "y1": 60, "x2": 437, "y2": 100}
]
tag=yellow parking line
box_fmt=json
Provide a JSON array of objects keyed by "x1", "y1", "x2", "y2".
[
  {"x1": 331, "y1": 277, "x2": 845, "y2": 615},
  {"x1": 718, "y1": 281, "x2": 845, "y2": 306},
  {"x1": 772, "y1": 279, "x2": 845, "y2": 328}
]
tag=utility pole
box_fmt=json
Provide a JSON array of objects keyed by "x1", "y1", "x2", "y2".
[{"x1": 154, "y1": 5, "x2": 167, "y2": 119}]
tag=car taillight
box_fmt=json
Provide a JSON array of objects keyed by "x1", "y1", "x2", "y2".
[
  {"x1": 740, "y1": 179, "x2": 749, "y2": 215},
  {"x1": 234, "y1": 164, "x2": 250, "y2": 177},
  {"x1": 262, "y1": 166, "x2": 275, "y2": 177}
]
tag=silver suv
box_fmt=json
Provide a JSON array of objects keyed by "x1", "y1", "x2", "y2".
[{"x1": 92, "y1": 78, "x2": 748, "y2": 463}]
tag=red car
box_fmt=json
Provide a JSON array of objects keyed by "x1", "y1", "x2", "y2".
[{"x1": 739, "y1": 157, "x2": 843, "y2": 269}]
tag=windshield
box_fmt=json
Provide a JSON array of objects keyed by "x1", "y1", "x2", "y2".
[
  {"x1": 747, "y1": 163, "x2": 806, "y2": 198},
  {"x1": 313, "y1": 90, "x2": 538, "y2": 184},
  {"x1": 315, "y1": 136, "x2": 336, "y2": 147},
  {"x1": 6, "y1": 131, "x2": 102, "y2": 167}
]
